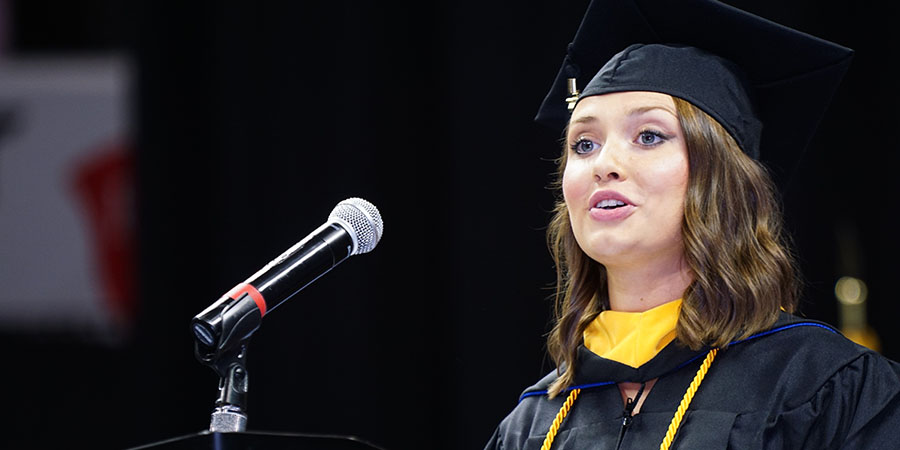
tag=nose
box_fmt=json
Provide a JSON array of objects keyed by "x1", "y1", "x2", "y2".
[{"x1": 592, "y1": 138, "x2": 625, "y2": 182}]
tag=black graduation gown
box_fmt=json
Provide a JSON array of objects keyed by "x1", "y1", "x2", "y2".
[{"x1": 485, "y1": 314, "x2": 900, "y2": 449}]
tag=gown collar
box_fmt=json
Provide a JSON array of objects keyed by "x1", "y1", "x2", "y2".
[
  {"x1": 521, "y1": 312, "x2": 839, "y2": 399},
  {"x1": 583, "y1": 299, "x2": 682, "y2": 369}
]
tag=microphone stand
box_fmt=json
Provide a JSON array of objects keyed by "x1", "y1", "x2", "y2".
[
  {"x1": 191, "y1": 292, "x2": 263, "y2": 432},
  {"x1": 206, "y1": 343, "x2": 250, "y2": 432}
]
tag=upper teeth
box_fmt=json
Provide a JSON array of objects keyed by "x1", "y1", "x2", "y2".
[{"x1": 596, "y1": 199, "x2": 626, "y2": 208}]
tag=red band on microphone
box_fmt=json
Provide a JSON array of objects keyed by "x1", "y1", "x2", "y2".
[{"x1": 227, "y1": 283, "x2": 267, "y2": 317}]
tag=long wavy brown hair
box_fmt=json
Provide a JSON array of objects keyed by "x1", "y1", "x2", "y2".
[{"x1": 545, "y1": 96, "x2": 800, "y2": 397}]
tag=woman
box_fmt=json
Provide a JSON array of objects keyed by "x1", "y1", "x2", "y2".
[{"x1": 486, "y1": 0, "x2": 900, "y2": 449}]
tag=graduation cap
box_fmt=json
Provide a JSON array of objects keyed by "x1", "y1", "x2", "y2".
[{"x1": 535, "y1": 0, "x2": 853, "y2": 189}]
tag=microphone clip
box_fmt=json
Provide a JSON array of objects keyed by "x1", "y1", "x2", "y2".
[
  {"x1": 191, "y1": 292, "x2": 261, "y2": 432},
  {"x1": 192, "y1": 292, "x2": 262, "y2": 373}
]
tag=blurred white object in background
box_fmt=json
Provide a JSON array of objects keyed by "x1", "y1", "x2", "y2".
[{"x1": 0, "y1": 55, "x2": 134, "y2": 341}]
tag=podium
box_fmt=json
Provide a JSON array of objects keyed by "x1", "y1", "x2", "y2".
[{"x1": 129, "y1": 430, "x2": 385, "y2": 450}]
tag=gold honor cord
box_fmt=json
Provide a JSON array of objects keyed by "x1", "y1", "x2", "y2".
[
  {"x1": 540, "y1": 348, "x2": 719, "y2": 450},
  {"x1": 659, "y1": 348, "x2": 718, "y2": 450},
  {"x1": 540, "y1": 387, "x2": 580, "y2": 450}
]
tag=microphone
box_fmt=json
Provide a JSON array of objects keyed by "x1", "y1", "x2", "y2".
[{"x1": 191, "y1": 197, "x2": 383, "y2": 360}]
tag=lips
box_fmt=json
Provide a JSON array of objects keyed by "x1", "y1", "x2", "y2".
[
  {"x1": 589, "y1": 190, "x2": 634, "y2": 209},
  {"x1": 587, "y1": 190, "x2": 635, "y2": 221}
]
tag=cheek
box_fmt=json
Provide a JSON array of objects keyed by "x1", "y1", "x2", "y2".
[
  {"x1": 671, "y1": 160, "x2": 690, "y2": 198},
  {"x1": 561, "y1": 161, "x2": 591, "y2": 206},
  {"x1": 647, "y1": 158, "x2": 689, "y2": 214},
  {"x1": 661, "y1": 165, "x2": 689, "y2": 196}
]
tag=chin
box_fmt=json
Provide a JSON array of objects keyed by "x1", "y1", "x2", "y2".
[{"x1": 581, "y1": 239, "x2": 635, "y2": 265}]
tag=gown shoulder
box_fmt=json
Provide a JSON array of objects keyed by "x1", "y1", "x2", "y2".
[{"x1": 485, "y1": 314, "x2": 900, "y2": 449}]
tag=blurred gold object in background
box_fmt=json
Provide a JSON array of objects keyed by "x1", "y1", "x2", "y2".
[{"x1": 835, "y1": 276, "x2": 880, "y2": 352}]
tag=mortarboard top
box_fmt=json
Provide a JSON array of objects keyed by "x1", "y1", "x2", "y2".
[{"x1": 535, "y1": 0, "x2": 853, "y2": 189}]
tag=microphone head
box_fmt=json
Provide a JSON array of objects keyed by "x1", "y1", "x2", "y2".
[{"x1": 328, "y1": 198, "x2": 383, "y2": 255}]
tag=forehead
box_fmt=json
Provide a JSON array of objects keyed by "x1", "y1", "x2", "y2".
[{"x1": 569, "y1": 91, "x2": 677, "y2": 124}]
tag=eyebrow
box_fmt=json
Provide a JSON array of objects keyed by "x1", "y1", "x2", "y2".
[
  {"x1": 628, "y1": 105, "x2": 678, "y2": 118},
  {"x1": 569, "y1": 105, "x2": 678, "y2": 125}
]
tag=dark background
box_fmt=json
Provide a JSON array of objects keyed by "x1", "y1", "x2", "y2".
[{"x1": 3, "y1": 1, "x2": 899, "y2": 449}]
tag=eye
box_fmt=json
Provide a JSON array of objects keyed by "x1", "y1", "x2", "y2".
[
  {"x1": 570, "y1": 137, "x2": 599, "y2": 154},
  {"x1": 636, "y1": 129, "x2": 671, "y2": 147}
]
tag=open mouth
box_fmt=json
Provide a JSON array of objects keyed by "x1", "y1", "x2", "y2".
[{"x1": 595, "y1": 199, "x2": 627, "y2": 210}]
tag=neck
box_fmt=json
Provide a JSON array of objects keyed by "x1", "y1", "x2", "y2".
[{"x1": 605, "y1": 257, "x2": 693, "y2": 312}]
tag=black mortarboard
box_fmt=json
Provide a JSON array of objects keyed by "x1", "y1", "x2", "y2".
[{"x1": 535, "y1": 0, "x2": 853, "y2": 187}]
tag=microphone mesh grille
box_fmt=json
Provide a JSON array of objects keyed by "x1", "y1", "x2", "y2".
[{"x1": 329, "y1": 198, "x2": 383, "y2": 255}]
